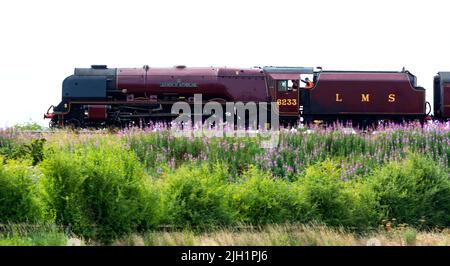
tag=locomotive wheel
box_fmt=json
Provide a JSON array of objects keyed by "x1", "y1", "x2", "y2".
[{"x1": 49, "y1": 120, "x2": 58, "y2": 129}]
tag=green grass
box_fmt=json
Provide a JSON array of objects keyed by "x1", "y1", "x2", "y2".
[{"x1": 0, "y1": 224, "x2": 67, "y2": 246}]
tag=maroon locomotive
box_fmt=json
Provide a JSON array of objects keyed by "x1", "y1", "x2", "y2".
[{"x1": 44, "y1": 65, "x2": 447, "y2": 128}]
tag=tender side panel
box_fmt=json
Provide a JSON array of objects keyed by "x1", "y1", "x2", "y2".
[{"x1": 307, "y1": 72, "x2": 425, "y2": 115}]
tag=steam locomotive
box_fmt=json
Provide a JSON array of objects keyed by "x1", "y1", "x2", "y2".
[{"x1": 44, "y1": 65, "x2": 450, "y2": 128}]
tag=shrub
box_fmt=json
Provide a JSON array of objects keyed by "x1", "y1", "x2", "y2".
[
  {"x1": 229, "y1": 166, "x2": 309, "y2": 224},
  {"x1": 160, "y1": 164, "x2": 234, "y2": 227},
  {"x1": 368, "y1": 153, "x2": 450, "y2": 227},
  {"x1": 297, "y1": 160, "x2": 353, "y2": 226},
  {"x1": 0, "y1": 134, "x2": 46, "y2": 165},
  {"x1": 24, "y1": 138, "x2": 46, "y2": 166},
  {"x1": 40, "y1": 140, "x2": 160, "y2": 243},
  {"x1": 0, "y1": 135, "x2": 26, "y2": 160},
  {"x1": 0, "y1": 158, "x2": 49, "y2": 223},
  {"x1": 345, "y1": 181, "x2": 381, "y2": 229},
  {"x1": 39, "y1": 149, "x2": 92, "y2": 237},
  {"x1": 297, "y1": 159, "x2": 380, "y2": 228}
]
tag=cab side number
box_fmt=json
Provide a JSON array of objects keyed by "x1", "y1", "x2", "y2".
[{"x1": 277, "y1": 98, "x2": 297, "y2": 106}]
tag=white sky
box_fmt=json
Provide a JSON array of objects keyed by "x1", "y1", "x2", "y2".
[{"x1": 1, "y1": 0, "x2": 449, "y2": 127}]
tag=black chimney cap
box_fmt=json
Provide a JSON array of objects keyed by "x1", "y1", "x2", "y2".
[{"x1": 91, "y1": 65, "x2": 107, "y2": 69}]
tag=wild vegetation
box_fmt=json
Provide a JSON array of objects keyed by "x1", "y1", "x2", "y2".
[
  {"x1": 1, "y1": 224, "x2": 450, "y2": 246},
  {"x1": 0, "y1": 122, "x2": 449, "y2": 244}
]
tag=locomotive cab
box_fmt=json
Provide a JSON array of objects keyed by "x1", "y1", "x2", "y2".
[{"x1": 263, "y1": 67, "x2": 315, "y2": 120}]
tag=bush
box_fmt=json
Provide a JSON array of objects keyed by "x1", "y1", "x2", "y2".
[
  {"x1": 297, "y1": 160, "x2": 353, "y2": 226},
  {"x1": 39, "y1": 149, "x2": 92, "y2": 237},
  {"x1": 0, "y1": 135, "x2": 46, "y2": 165},
  {"x1": 229, "y1": 166, "x2": 309, "y2": 224},
  {"x1": 0, "y1": 135, "x2": 26, "y2": 160},
  {"x1": 160, "y1": 164, "x2": 234, "y2": 227},
  {"x1": 297, "y1": 159, "x2": 380, "y2": 228},
  {"x1": 24, "y1": 138, "x2": 46, "y2": 166},
  {"x1": 40, "y1": 140, "x2": 160, "y2": 243},
  {"x1": 345, "y1": 181, "x2": 381, "y2": 229},
  {"x1": 368, "y1": 153, "x2": 450, "y2": 227},
  {"x1": 0, "y1": 158, "x2": 49, "y2": 223}
]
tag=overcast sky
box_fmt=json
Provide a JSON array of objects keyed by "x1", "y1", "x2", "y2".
[{"x1": 1, "y1": 0, "x2": 449, "y2": 127}]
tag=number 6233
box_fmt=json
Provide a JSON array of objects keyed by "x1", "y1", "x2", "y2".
[{"x1": 277, "y1": 98, "x2": 297, "y2": 106}]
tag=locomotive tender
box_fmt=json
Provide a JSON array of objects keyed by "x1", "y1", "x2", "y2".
[{"x1": 44, "y1": 65, "x2": 450, "y2": 128}]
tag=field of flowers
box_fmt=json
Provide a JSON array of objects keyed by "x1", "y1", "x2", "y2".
[{"x1": 0, "y1": 122, "x2": 449, "y2": 244}]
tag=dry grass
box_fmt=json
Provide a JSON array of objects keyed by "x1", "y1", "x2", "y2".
[
  {"x1": 122, "y1": 224, "x2": 450, "y2": 246},
  {"x1": 2, "y1": 224, "x2": 450, "y2": 246}
]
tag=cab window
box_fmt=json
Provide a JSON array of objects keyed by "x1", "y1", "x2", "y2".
[{"x1": 278, "y1": 80, "x2": 288, "y2": 91}]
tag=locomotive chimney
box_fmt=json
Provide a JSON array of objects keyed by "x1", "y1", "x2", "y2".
[{"x1": 91, "y1": 65, "x2": 107, "y2": 69}]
